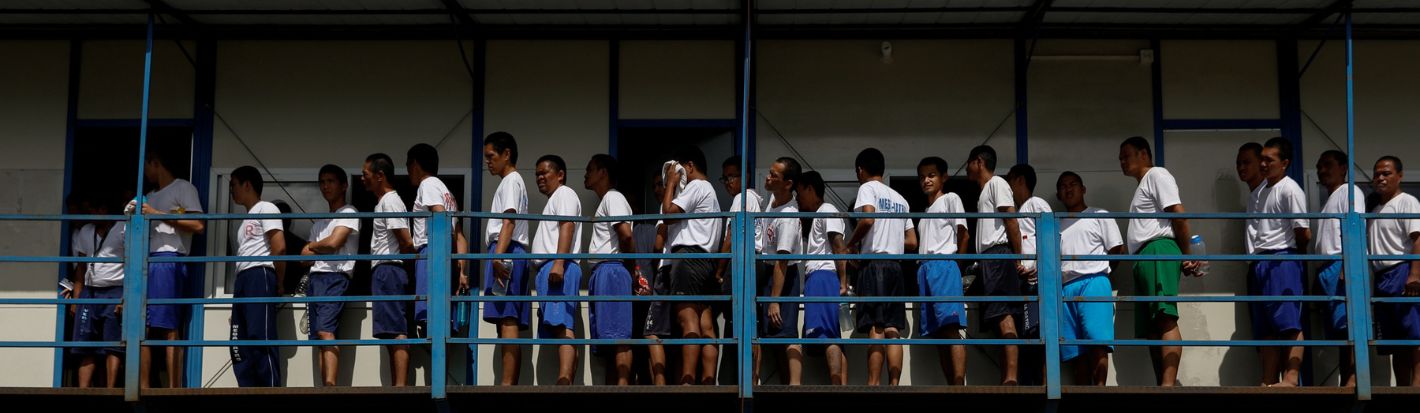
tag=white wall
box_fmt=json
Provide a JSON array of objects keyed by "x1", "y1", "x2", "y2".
[
  {"x1": 619, "y1": 40, "x2": 736, "y2": 120},
  {"x1": 79, "y1": 40, "x2": 195, "y2": 119}
]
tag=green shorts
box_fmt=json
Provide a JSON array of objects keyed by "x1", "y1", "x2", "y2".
[{"x1": 1133, "y1": 238, "x2": 1181, "y2": 337}]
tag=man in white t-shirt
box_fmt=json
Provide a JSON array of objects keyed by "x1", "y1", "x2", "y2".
[
  {"x1": 966, "y1": 145, "x2": 1024, "y2": 385},
  {"x1": 1119, "y1": 136, "x2": 1200, "y2": 387},
  {"x1": 660, "y1": 145, "x2": 723, "y2": 385},
  {"x1": 584, "y1": 154, "x2": 640, "y2": 385},
  {"x1": 361, "y1": 153, "x2": 416, "y2": 386},
  {"x1": 300, "y1": 165, "x2": 360, "y2": 387},
  {"x1": 1055, "y1": 171, "x2": 1124, "y2": 386},
  {"x1": 71, "y1": 194, "x2": 126, "y2": 388},
  {"x1": 405, "y1": 144, "x2": 471, "y2": 335},
  {"x1": 135, "y1": 149, "x2": 206, "y2": 388},
  {"x1": 916, "y1": 156, "x2": 970, "y2": 385},
  {"x1": 715, "y1": 154, "x2": 762, "y2": 383},
  {"x1": 1367, "y1": 156, "x2": 1420, "y2": 387},
  {"x1": 795, "y1": 171, "x2": 849, "y2": 384},
  {"x1": 1007, "y1": 163, "x2": 1051, "y2": 386},
  {"x1": 480, "y1": 132, "x2": 532, "y2": 385},
  {"x1": 532, "y1": 154, "x2": 584, "y2": 385},
  {"x1": 1313, "y1": 150, "x2": 1365, "y2": 387},
  {"x1": 753, "y1": 157, "x2": 805, "y2": 385},
  {"x1": 227, "y1": 166, "x2": 285, "y2": 387},
  {"x1": 1248, "y1": 138, "x2": 1311, "y2": 387},
  {"x1": 845, "y1": 148, "x2": 916, "y2": 386}
]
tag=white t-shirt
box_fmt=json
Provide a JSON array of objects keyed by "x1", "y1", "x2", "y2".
[
  {"x1": 668, "y1": 179, "x2": 722, "y2": 252},
  {"x1": 1127, "y1": 167, "x2": 1183, "y2": 254},
  {"x1": 87, "y1": 223, "x2": 127, "y2": 288},
  {"x1": 235, "y1": 201, "x2": 283, "y2": 273},
  {"x1": 1247, "y1": 176, "x2": 1310, "y2": 251},
  {"x1": 412, "y1": 176, "x2": 459, "y2": 249},
  {"x1": 762, "y1": 198, "x2": 803, "y2": 261},
  {"x1": 310, "y1": 205, "x2": 360, "y2": 275},
  {"x1": 919, "y1": 193, "x2": 967, "y2": 255},
  {"x1": 590, "y1": 189, "x2": 634, "y2": 262},
  {"x1": 532, "y1": 185, "x2": 583, "y2": 267},
  {"x1": 727, "y1": 190, "x2": 765, "y2": 253},
  {"x1": 853, "y1": 180, "x2": 914, "y2": 254},
  {"x1": 147, "y1": 179, "x2": 204, "y2": 254},
  {"x1": 1244, "y1": 184, "x2": 1261, "y2": 255},
  {"x1": 485, "y1": 172, "x2": 530, "y2": 247},
  {"x1": 73, "y1": 223, "x2": 96, "y2": 259},
  {"x1": 656, "y1": 206, "x2": 672, "y2": 270},
  {"x1": 1316, "y1": 184, "x2": 1366, "y2": 256},
  {"x1": 805, "y1": 203, "x2": 846, "y2": 274},
  {"x1": 1368, "y1": 193, "x2": 1420, "y2": 270},
  {"x1": 371, "y1": 191, "x2": 410, "y2": 266},
  {"x1": 976, "y1": 176, "x2": 1015, "y2": 252},
  {"x1": 1018, "y1": 196, "x2": 1053, "y2": 269},
  {"x1": 1060, "y1": 207, "x2": 1124, "y2": 283}
]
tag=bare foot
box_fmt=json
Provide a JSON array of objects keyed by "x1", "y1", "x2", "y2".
[
  {"x1": 1269, "y1": 382, "x2": 1297, "y2": 388},
  {"x1": 1001, "y1": 379, "x2": 1019, "y2": 386}
]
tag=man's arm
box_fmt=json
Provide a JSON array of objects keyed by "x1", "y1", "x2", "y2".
[
  {"x1": 661, "y1": 166, "x2": 687, "y2": 224},
  {"x1": 306, "y1": 226, "x2": 353, "y2": 254},
  {"x1": 904, "y1": 227, "x2": 918, "y2": 253},
  {"x1": 550, "y1": 221, "x2": 576, "y2": 284},
  {"x1": 767, "y1": 259, "x2": 787, "y2": 328},
  {"x1": 491, "y1": 209, "x2": 517, "y2": 281},
  {"x1": 955, "y1": 224, "x2": 971, "y2": 258},
  {"x1": 1164, "y1": 204, "x2": 1201, "y2": 275},
  {"x1": 1002, "y1": 206, "x2": 1022, "y2": 254},
  {"x1": 141, "y1": 204, "x2": 205, "y2": 234},
  {"x1": 714, "y1": 223, "x2": 734, "y2": 283},
  {"x1": 267, "y1": 230, "x2": 286, "y2": 295},
  {"x1": 655, "y1": 223, "x2": 667, "y2": 270},
  {"x1": 394, "y1": 228, "x2": 416, "y2": 254},
  {"x1": 1294, "y1": 227, "x2": 1312, "y2": 255},
  {"x1": 830, "y1": 232, "x2": 849, "y2": 295},
  {"x1": 847, "y1": 205, "x2": 876, "y2": 249}
]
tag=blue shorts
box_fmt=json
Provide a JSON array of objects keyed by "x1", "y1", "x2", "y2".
[
  {"x1": 1060, "y1": 273, "x2": 1115, "y2": 362},
  {"x1": 1375, "y1": 263, "x2": 1420, "y2": 351},
  {"x1": 306, "y1": 272, "x2": 349, "y2": 339},
  {"x1": 536, "y1": 261, "x2": 583, "y2": 338},
  {"x1": 760, "y1": 264, "x2": 802, "y2": 339},
  {"x1": 916, "y1": 260, "x2": 967, "y2": 337},
  {"x1": 72, "y1": 285, "x2": 124, "y2": 356},
  {"x1": 482, "y1": 242, "x2": 531, "y2": 329},
  {"x1": 589, "y1": 261, "x2": 633, "y2": 355},
  {"x1": 371, "y1": 264, "x2": 410, "y2": 338},
  {"x1": 802, "y1": 270, "x2": 841, "y2": 340},
  {"x1": 1318, "y1": 261, "x2": 1347, "y2": 338},
  {"x1": 147, "y1": 252, "x2": 186, "y2": 330},
  {"x1": 1248, "y1": 249, "x2": 1304, "y2": 337}
]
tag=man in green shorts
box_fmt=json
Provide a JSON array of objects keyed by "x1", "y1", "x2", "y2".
[{"x1": 1119, "y1": 136, "x2": 1203, "y2": 387}]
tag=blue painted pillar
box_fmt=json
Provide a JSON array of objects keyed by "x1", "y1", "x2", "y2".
[
  {"x1": 1037, "y1": 213, "x2": 1062, "y2": 399},
  {"x1": 428, "y1": 212, "x2": 452, "y2": 398},
  {"x1": 185, "y1": 36, "x2": 217, "y2": 388},
  {"x1": 1014, "y1": 37, "x2": 1029, "y2": 164},
  {"x1": 1341, "y1": 9, "x2": 1372, "y2": 401}
]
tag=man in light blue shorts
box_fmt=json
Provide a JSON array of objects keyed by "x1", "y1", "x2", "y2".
[{"x1": 1056, "y1": 172, "x2": 1124, "y2": 385}]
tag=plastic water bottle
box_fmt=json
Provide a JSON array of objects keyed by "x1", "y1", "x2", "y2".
[
  {"x1": 839, "y1": 286, "x2": 855, "y2": 335},
  {"x1": 489, "y1": 259, "x2": 513, "y2": 296},
  {"x1": 1189, "y1": 235, "x2": 1211, "y2": 276}
]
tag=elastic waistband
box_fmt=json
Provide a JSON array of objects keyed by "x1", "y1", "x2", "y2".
[
  {"x1": 237, "y1": 266, "x2": 275, "y2": 276},
  {"x1": 373, "y1": 262, "x2": 405, "y2": 269},
  {"x1": 1258, "y1": 248, "x2": 1297, "y2": 255},
  {"x1": 149, "y1": 251, "x2": 184, "y2": 257},
  {"x1": 310, "y1": 271, "x2": 349, "y2": 277}
]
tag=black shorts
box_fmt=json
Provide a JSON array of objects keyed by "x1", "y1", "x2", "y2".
[
  {"x1": 643, "y1": 266, "x2": 676, "y2": 338},
  {"x1": 669, "y1": 245, "x2": 718, "y2": 295},
  {"x1": 980, "y1": 244, "x2": 1023, "y2": 326},
  {"x1": 854, "y1": 260, "x2": 908, "y2": 334}
]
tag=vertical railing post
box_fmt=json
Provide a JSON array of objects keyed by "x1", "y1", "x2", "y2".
[
  {"x1": 1037, "y1": 213, "x2": 1062, "y2": 399},
  {"x1": 1342, "y1": 214, "x2": 1372, "y2": 400},
  {"x1": 427, "y1": 212, "x2": 452, "y2": 399},
  {"x1": 122, "y1": 214, "x2": 149, "y2": 401}
]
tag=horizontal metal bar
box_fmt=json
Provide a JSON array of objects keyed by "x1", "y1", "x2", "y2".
[
  {"x1": 1365, "y1": 255, "x2": 1420, "y2": 261},
  {"x1": 452, "y1": 295, "x2": 728, "y2": 303},
  {"x1": 448, "y1": 338, "x2": 734, "y2": 345},
  {"x1": 146, "y1": 339, "x2": 429, "y2": 347},
  {"x1": 756, "y1": 338, "x2": 1043, "y2": 346},
  {"x1": 0, "y1": 341, "x2": 123, "y2": 348},
  {"x1": 454, "y1": 211, "x2": 736, "y2": 222},
  {"x1": 452, "y1": 253, "x2": 732, "y2": 260},
  {"x1": 0, "y1": 256, "x2": 124, "y2": 263},
  {"x1": 149, "y1": 295, "x2": 423, "y2": 305},
  {"x1": 1370, "y1": 297, "x2": 1420, "y2": 303},
  {"x1": 1360, "y1": 213, "x2": 1420, "y2": 219},
  {"x1": 1066, "y1": 295, "x2": 1343, "y2": 303},
  {"x1": 146, "y1": 212, "x2": 430, "y2": 220},
  {"x1": 3, "y1": 7, "x2": 1416, "y2": 16},
  {"x1": 760, "y1": 253, "x2": 1031, "y2": 260},
  {"x1": 150, "y1": 254, "x2": 417, "y2": 263},
  {"x1": 1064, "y1": 339, "x2": 1350, "y2": 347},
  {"x1": 0, "y1": 298, "x2": 123, "y2": 305},
  {"x1": 1067, "y1": 254, "x2": 1337, "y2": 262},
  {"x1": 751, "y1": 211, "x2": 1038, "y2": 219},
  {"x1": 758, "y1": 296, "x2": 1036, "y2": 303},
  {"x1": 1372, "y1": 340, "x2": 1420, "y2": 346},
  {"x1": 0, "y1": 214, "x2": 126, "y2": 221}
]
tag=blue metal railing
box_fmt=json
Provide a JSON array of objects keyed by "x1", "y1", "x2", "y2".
[{"x1": 8, "y1": 208, "x2": 1420, "y2": 403}]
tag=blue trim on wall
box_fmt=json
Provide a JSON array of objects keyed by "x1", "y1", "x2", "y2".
[
  {"x1": 1161, "y1": 119, "x2": 1283, "y2": 131},
  {"x1": 54, "y1": 39, "x2": 83, "y2": 388},
  {"x1": 1014, "y1": 37, "x2": 1029, "y2": 164},
  {"x1": 184, "y1": 37, "x2": 217, "y2": 388},
  {"x1": 1277, "y1": 39, "x2": 1306, "y2": 186},
  {"x1": 467, "y1": 37, "x2": 486, "y2": 386},
  {"x1": 609, "y1": 39, "x2": 620, "y2": 156},
  {"x1": 617, "y1": 119, "x2": 739, "y2": 129},
  {"x1": 1151, "y1": 39, "x2": 1165, "y2": 166}
]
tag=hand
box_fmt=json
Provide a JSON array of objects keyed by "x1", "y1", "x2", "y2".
[
  {"x1": 550, "y1": 262, "x2": 565, "y2": 285},
  {"x1": 767, "y1": 303, "x2": 783, "y2": 329},
  {"x1": 115, "y1": 303, "x2": 123, "y2": 316},
  {"x1": 839, "y1": 284, "x2": 849, "y2": 297},
  {"x1": 124, "y1": 200, "x2": 138, "y2": 215},
  {"x1": 140, "y1": 202, "x2": 160, "y2": 215},
  {"x1": 301, "y1": 244, "x2": 315, "y2": 256},
  {"x1": 634, "y1": 275, "x2": 652, "y2": 296},
  {"x1": 459, "y1": 272, "x2": 471, "y2": 292},
  {"x1": 60, "y1": 289, "x2": 72, "y2": 299},
  {"x1": 715, "y1": 271, "x2": 725, "y2": 287},
  {"x1": 492, "y1": 260, "x2": 511, "y2": 282},
  {"x1": 663, "y1": 163, "x2": 680, "y2": 184},
  {"x1": 1183, "y1": 260, "x2": 1204, "y2": 277},
  {"x1": 1405, "y1": 273, "x2": 1420, "y2": 297},
  {"x1": 1017, "y1": 264, "x2": 1039, "y2": 282}
]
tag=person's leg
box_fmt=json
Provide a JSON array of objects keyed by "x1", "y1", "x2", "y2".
[
  {"x1": 647, "y1": 334, "x2": 667, "y2": 385},
  {"x1": 554, "y1": 325, "x2": 578, "y2": 385},
  {"x1": 866, "y1": 326, "x2": 885, "y2": 386},
  {"x1": 76, "y1": 355, "x2": 96, "y2": 388},
  {"x1": 787, "y1": 344, "x2": 804, "y2": 385},
  {"x1": 1088, "y1": 346, "x2": 1110, "y2": 386},
  {"x1": 1157, "y1": 315, "x2": 1182, "y2": 386},
  {"x1": 1407, "y1": 347, "x2": 1420, "y2": 387},
  {"x1": 165, "y1": 328, "x2": 182, "y2": 387},
  {"x1": 885, "y1": 327, "x2": 903, "y2": 386},
  {"x1": 676, "y1": 303, "x2": 702, "y2": 385},
  {"x1": 752, "y1": 343, "x2": 761, "y2": 385},
  {"x1": 1277, "y1": 330, "x2": 1304, "y2": 387},
  {"x1": 389, "y1": 342, "x2": 409, "y2": 386},
  {"x1": 998, "y1": 314, "x2": 1019, "y2": 385},
  {"x1": 614, "y1": 345, "x2": 632, "y2": 386},
  {"x1": 699, "y1": 306, "x2": 718, "y2": 385},
  {"x1": 318, "y1": 339, "x2": 339, "y2": 386},
  {"x1": 498, "y1": 319, "x2": 521, "y2": 385},
  {"x1": 105, "y1": 353, "x2": 121, "y2": 388},
  {"x1": 826, "y1": 344, "x2": 846, "y2": 385},
  {"x1": 140, "y1": 333, "x2": 153, "y2": 389}
]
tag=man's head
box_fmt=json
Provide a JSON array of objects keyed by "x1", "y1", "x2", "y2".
[
  {"x1": 1119, "y1": 136, "x2": 1154, "y2": 178},
  {"x1": 318, "y1": 164, "x2": 348, "y2": 205},
  {"x1": 966, "y1": 145, "x2": 998, "y2": 182},
  {"x1": 143, "y1": 147, "x2": 171, "y2": 183},
  {"x1": 1236, "y1": 142, "x2": 1263, "y2": 186},
  {"x1": 483, "y1": 131, "x2": 518, "y2": 176},
  {"x1": 917, "y1": 156, "x2": 949, "y2": 197},
  {"x1": 406, "y1": 143, "x2": 439, "y2": 184},
  {"x1": 652, "y1": 169, "x2": 665, "y2": 199},
  {"x1": 585, "y1": 153, "x2": 617, "y2": 192},
  {"x1": 1056, "y1": 171, "x2": 1087, "y2": 211},
  {"x1": 767, "y1": 157, "x2": 802, "y2": 195},
  {"x1": 1317, "y1": 150, "x2": 1348, "y2": 190},
  {"x1": 854, "y1": 148, "x2": 886, "y2": 183},
  {"x1": 1261, "y1": 137, "x2": 1293, "y2": 183},
  {"x1": 535, "y1": 154, "x2": 567, "y2": 196},
  {"x1": 1006, "y1": 164, "x2": 1038, "y2": 204},
  {"x1": 229, "y1": 165, "x2": 263, "y2": 206},
  {"x1": 795, "y1": 171, "x2": 827, "y2": 212},
  {"x1": 1373, "y1": 156, "x2": 1405, "y2": 198},
  {"x1": 721, "y1": 155, "x2": 744, "y2": 195},
  {"x1": 362, "y1": 153, "x2": 396, "y2": 194},
  {"x1": 673, "y1": 145, "x2": 708, "y2": 177}
]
